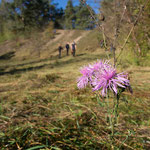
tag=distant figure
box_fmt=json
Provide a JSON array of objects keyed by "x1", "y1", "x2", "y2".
[
  {"x1": 71, "y1": 41, "x2": 76, "y2": 57},
  {"x1": 65, "y1": 43, "x2": 70, "y2": 56},
  {"x1": 58, "y1": 44, "x2": 63, "y2": 58},
  {"x1": 100, "y1": 40, "x2": 104, "y2": 48}
]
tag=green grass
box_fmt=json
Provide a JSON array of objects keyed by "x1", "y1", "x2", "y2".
[{"x1": 0, "y1": 30, "x2": 150, "y2": 149}]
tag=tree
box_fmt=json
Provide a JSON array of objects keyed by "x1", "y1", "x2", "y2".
[
  {"x1": 54, "y1": 7, "x2": 64, "y2": 29},
  {"x1": 0, "y1": 0, "x2": 9, "y2": 35},
  {"x1": 6, "y1": 0, "x2": 51, "y2": 31},
  {"x1": 75, "y1": 1, "x2": 95, "y2": 29},
  {"x1": 64, "y1": 0, "x2": 75, "y2": 29},
  {"x1": 22, "y1": 0, "x2": 50, "y2": 29}
]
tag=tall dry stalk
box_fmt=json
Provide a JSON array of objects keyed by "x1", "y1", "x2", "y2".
[{"x1": 80, "y1": 0, "x2": 150, "y2": 66}]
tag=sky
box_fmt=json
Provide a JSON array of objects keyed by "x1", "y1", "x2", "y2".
[
  {"x1": 54, "y1": 0, "x2": 69, "y2": 9},
  {"x1": 0, "y1": 0, "x2": 100, "y2": 14},
  {"x1": 53, "y1": 0, "x2": 100, "y2": 14}
]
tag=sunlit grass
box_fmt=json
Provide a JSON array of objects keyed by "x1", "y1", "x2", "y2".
[{"x1": 0, "y1": 30, "x2": 150, "y2": 149}]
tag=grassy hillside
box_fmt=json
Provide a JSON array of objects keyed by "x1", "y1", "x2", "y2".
[
  {"x1": 0, "y1": 30, "x2": 99, "y2": 60},
  {"x1": 0, "y1": 30, "x2": 150, "y2": 149}
]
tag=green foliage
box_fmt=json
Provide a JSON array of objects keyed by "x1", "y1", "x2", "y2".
[
  {"x1": 8, "y1": 0, "x2": 50, "y2": 30},
  {"x1": 0, "y1": 0, "x2": 58, "y2": 40},
  {"x1": 75, "y1": 2, "x2": 95, "y2": 29},
  {"x1": 54, "y1": 8, "x2": 65, "y2": 29},
  {"x1": 64, "y1": 0, "x2": 75, "y2": 29},
  {"x1": 0, "y1": 0, "x2": 96, "y2": 41},
  {"x1": 64, "y1": 0, "x2": 95, "y2": 30}
]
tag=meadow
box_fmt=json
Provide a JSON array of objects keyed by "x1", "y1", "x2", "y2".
[{"x1": 0, "y1": 30, "x2": 150, "y2": 149}]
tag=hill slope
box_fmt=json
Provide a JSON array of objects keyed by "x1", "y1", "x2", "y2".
[
  {"x1": 0, "y1": 30, "x2": 150, "y2": 149},
  {"x1": 0, "y1": 29, "x2": 100, "y2": 60}
]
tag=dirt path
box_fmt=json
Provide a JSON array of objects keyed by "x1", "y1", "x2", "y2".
[
  {"x1": 74, "y1": 31, "x2": 90, "y2": 44},
  {"x1": 43, "y1": 30, "x2": 90, "y2": 57},
  {"x1": 46, "y1": 30, "x2": 89, "y2": 48},
  {"x1": 45, "y1": 30, "x2": 65, "y2": 47}
]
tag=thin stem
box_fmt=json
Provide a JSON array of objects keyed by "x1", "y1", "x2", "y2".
[
  {"x1": 79, "y1": 0, "x2": 110, "y2": 51},
  {"x1": 113, "y1": 94, "x2": 119, "y2": 125},
  {"x1": 105, "y1": 94, "x2": 114, "y2": 145},
  {"x1": 113, "y1": 0, "x2": 117, "y2": 67}
]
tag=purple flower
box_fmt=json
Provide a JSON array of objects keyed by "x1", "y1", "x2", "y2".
[
  {"x1": 77, "y1": 66, "x2": 93, "y2": 89},
  {"x1": 77, "y1": 76, "x2": 89, "y2": 89},
  {"x1": 77, "y1": 60, "x2": 131, "y2": 97},
  {"x1": 77, "y1": 60, "x2": 110, "y2": 89},
  {"x1": 92, "y1": 67, "x2": 130, "y2": 96},
  {"x1": 89, "y1": 60, "x2": 110, "y2": 72}
]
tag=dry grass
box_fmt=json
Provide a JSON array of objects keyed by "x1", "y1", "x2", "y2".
[{"x1": 0, "y1": 30, "x2": 150, "y2": 149}]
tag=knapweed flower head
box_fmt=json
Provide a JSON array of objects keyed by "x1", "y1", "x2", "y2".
[
  {"x1": 77, "y1": 60, "x2": 106, "y2": 89},
  {"x1": 77, "y1": 66, "x2": 92, "y2": 89},
  {"x1": 77, "y1": 60, "x2": 130, "y2": 97},
  {"x1": 89, "y1": 60, "x2": 110, "y2": 73}
]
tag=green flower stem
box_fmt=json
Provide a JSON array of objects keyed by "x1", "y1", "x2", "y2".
[
  {"x1": 113, "y1": 95, "x2": 119, "y2": 125},
  {"x1": 97, "y1": 93, "x2": 120, "y2": 148},
  {"x1": 105, "y1": 95, "x2": 114, "y2": 145}
]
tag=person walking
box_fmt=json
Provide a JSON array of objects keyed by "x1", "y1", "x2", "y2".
[
  {"x1": 65, "y1": 43, "x2": 70, "y2": 56},
  {"x1": 58, "y1": 44, "x2": 63, "y2": 58},
  {"x1": 71, "y1": 41, "x2": 76, "y2": 57}
]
